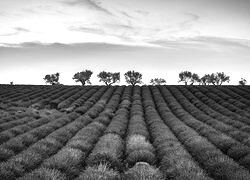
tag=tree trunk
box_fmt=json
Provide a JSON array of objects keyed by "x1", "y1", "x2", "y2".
[{"x1": 80, "y1": 80, "x2": 85, "y2": 86}]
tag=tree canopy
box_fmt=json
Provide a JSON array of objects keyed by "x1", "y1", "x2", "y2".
[
  {"x1": 239, "y1": 78, "x2": 247, "y2": 86},
  {"x1": 150, "y1": 78, "x2": 166, "y2": 85},
  {"x1": 97, "y1": 71, "x2": 120, "y2": 86},
  {"x1": 40, "y1": 70, "x2": 236, "y2": 86},
  {"x1": 208, "y1": 72, "x2": 230, "y2": 85},
  {"x1": 73, "y1": 70, "x2": 93, "y2": 86},
  {"x1": 178, "y1": 71, "x2": 199, "y2": 85},
  {"x1": 124, "y1": 70, "x2": 142, "y2": 86},
  {"x1": 199, "y1": 74, "x2": 211, "y2": 85},
  {"x1": 44, "y1": 72, "x2": 60, "y2": 85}
]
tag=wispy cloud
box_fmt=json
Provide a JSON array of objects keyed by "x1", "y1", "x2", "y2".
[
  {"x1": 0, "y1": 41, "x2": 159, "y2": 51},
  {"x1": 0, "y1": 0, "x2": 249, "y2": 46},
  {"x1": 68, "y1": 23, "x2": 136, "y2": 42},
  {"x1": 185, "y1": 12, "x2": 200, "y2": 21},
  {"x1": 0, "y1": 32, "x2": 18, "y2": 37},
  {"x1": 119, "y1": 11, "x2": 133, "y2": 18},
  {"x1": 190, "y1": 36, "x2": 250, "y2": 48},
  {"x1": 69, "y1": 26, "x2": 105, "y2": 35},
  {"x1": 62, "y1": 0, "x2": 113, "y2": 15},
  {"x1": 14, "y1": 27, "x2": 30, "y2": 32},
  {"x1": 104, "y1": 23, "x2": 134, "y2": 30},
  {"x1": 0, "y1": 27, "x2": 30, "y2": 36},
  {"x1": 136, "y1": 10, "x2": 150, "y2": 16},
  {"x1": 150, "y1": 36, "x2": 250, "y2": 49},
  {"x1": 177, "y1": 12, "x2": 200, "y2": 32}
]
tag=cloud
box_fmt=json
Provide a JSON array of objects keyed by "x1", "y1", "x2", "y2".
[
  {"x1": 119, "y1": 11, "x2": 133, "y2": 18},
  {"x1": 0, "y1": 11, "x2": 5, "y2": 16},
  {"x1": 150, "y1": 36, "x2": 250, "y2": 49},
  {"x1": 62, "y1": 0, "x2": 113, "y2": 15},
  {"x1": 69, "y1": 26, "x2": 105, "y2": 35},
  {"x1": 185, "y1": 12, "x2": 200, "y2": 21},
  {"x1": 0, "y1": 27, "x2": 30, "y2": 37},
  {"x1": 68, "y1": 23, "x2": 135, "y2": 42},
  {"x1": 136, "y1": 10, "x2": 150, "y2": 16},
  {"x1": 190, "y1": 36, "x2": 250, "y2": 48},
  {"x1": 14, "y1": 27, "x2": 30, "y2": 32},
  {"x1": 104, "y1": 23, "x2": 134, "y2": 30},
  {"x1": 0, "y1": 32, "x2": 18, "y2": 37},
  {"x1": 176, "y1": 13, "x2": 200, "y2": 32},
  {"x1": 0, "y1": 41, "x2": 158, "y2": 50}
]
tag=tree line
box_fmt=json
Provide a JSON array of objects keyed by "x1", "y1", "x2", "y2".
[{"x1": 43, "y1": 70, "x2": 247, "y2": 86}]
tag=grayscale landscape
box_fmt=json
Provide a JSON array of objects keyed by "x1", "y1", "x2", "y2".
[{"x1": 0, "y1": 0, "x2": 250, "y2": 179}]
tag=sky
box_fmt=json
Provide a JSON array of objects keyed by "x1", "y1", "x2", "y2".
[{"x1": 0, "y1": 0, "x2": 250, "y2": 85}]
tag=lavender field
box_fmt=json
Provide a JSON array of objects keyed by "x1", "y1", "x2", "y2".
[{"x1": 0, "y1": 85, "x2": 250, "y2": 179}]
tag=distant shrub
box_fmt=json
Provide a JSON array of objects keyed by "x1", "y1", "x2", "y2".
[
  {"x1": 239, "y1": 78, "x2": 247, "y2": 86},
  {"x1": 150, "y1": 78, "x2": 166, "y2": 85}
]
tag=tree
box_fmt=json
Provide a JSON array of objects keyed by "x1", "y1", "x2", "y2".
[
  {"x1": 150, "y1": 78, "x2": 166, "y2": 85},
  {"x1": 178, "y1": 71, "x2": 199, "y2": 85},
  {"x1": 44, "y1": 72, "x2": 60, "y2": 85},
  {"x1": 208, "y1": 72, "x2": 230, "y2": 85},
  {"x1": 239, "y1": 78, "x2": 247, "y2": 86},
  {"x1": 124, "y1": 70, "x2": 142, "y2": 86},
  {"x1": 199, "y1": 74, "x2": 212, "y2": 85},
  {"x1": 190, "y1": 73, "x2": 200, "y2": 85},
  {"x1": 97, "y1": 71, "x2": 120, "y2": 86},
  {"x1": 73, "y1": 70, "x2": 93, "y2": 85}
]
